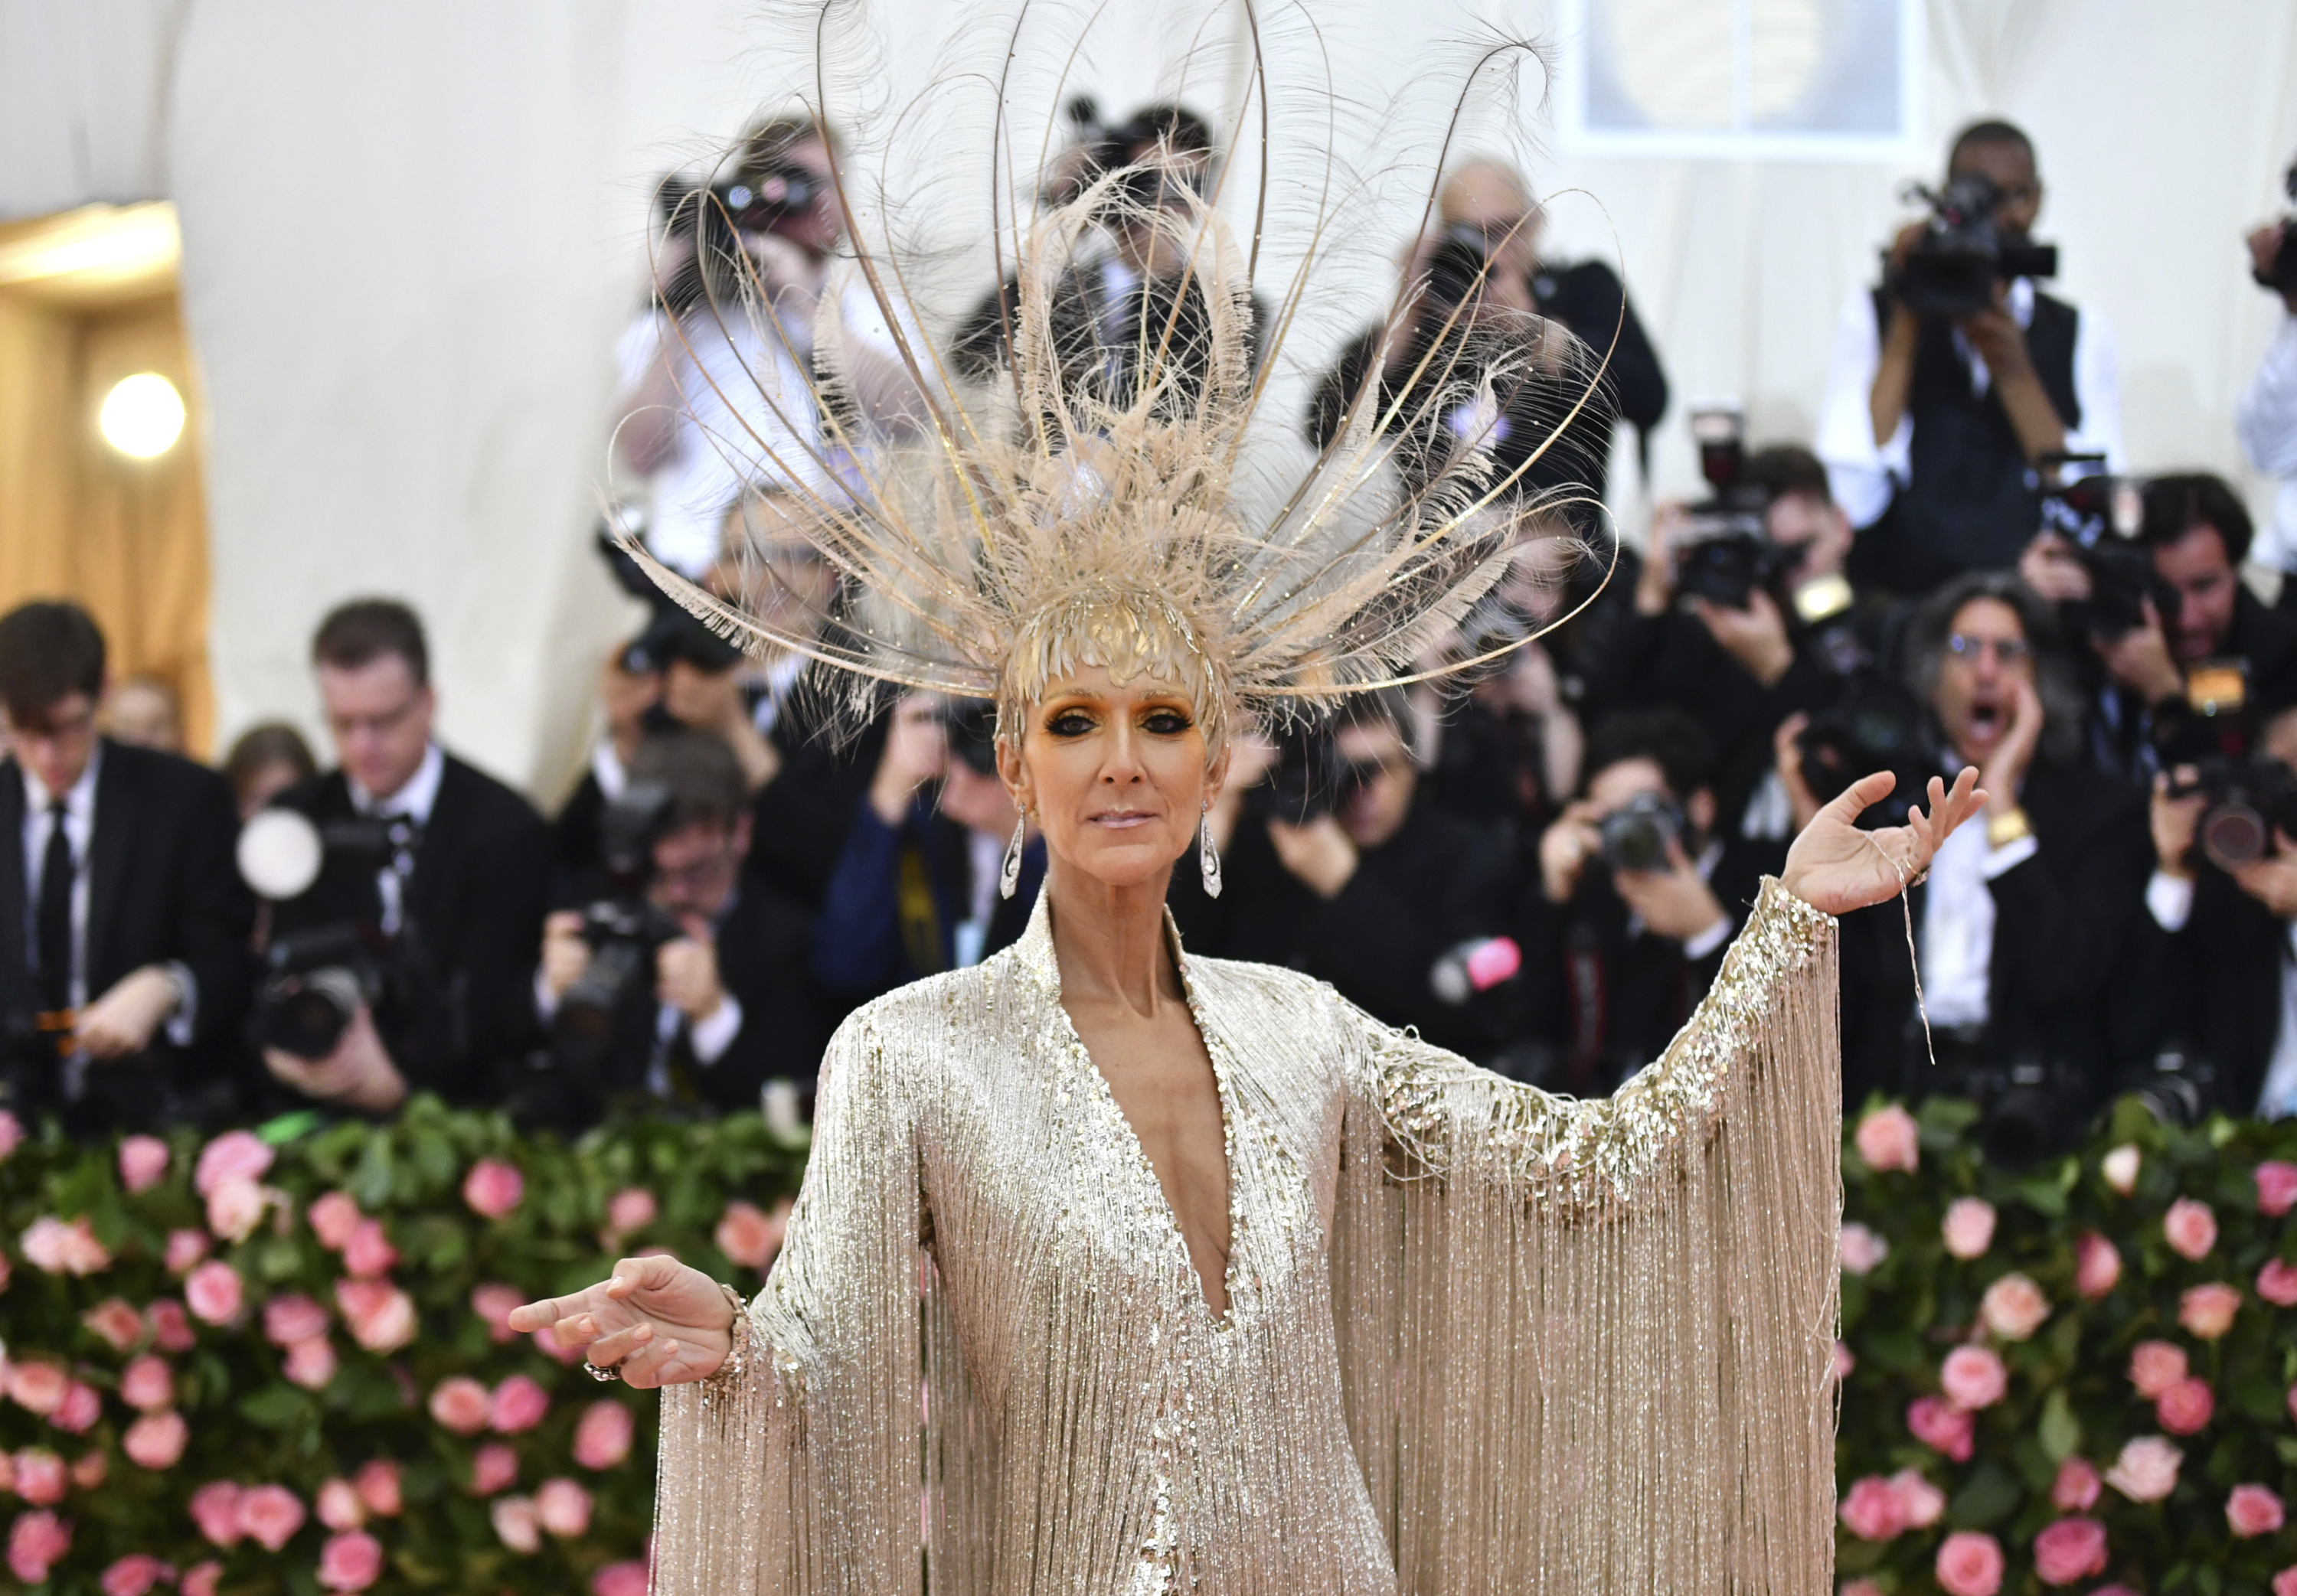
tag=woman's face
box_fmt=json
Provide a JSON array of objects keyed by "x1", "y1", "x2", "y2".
[{"x1": 998, "y1": 664, "x2": 1226, "y2": 893}]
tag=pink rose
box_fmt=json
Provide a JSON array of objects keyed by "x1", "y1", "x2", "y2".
[
  {"x1": 8, "y1": 1510, "x2": 70, "y2": 1584},
  {"x1": 2051, "y1": 1456, "x2": 2101, "y2": 1512},
  {"x1": 121, "y1": 1355, "x2": 174, "y2": 1412},
  {"x1": 1839, "y1": 1475, "x2": 1908, "y2": 1540},
  {"x1": 165, "y1": 1229, "x2": 208, "y2": 1275},
  {"x1": 1941, "y1": 1196, "x2": 1996, "y2": 1259},
  {"x1": 70, "y1": 1451, "x2": 106, "y2": 1491},
  {"x1": 2259, "y1": 1258, "x2": 2297, "y2": 1307},
  {"x1": 491, "y1": 1494, "x2": 541, "y2": 1554},
  {"x1": 53, "y1": 1381, "x2": 100, "y2": 1434},
  {"x1": 2180, "y1": 1281, "x2": 2242, "y2": 1340},
  {"x1": 263, "y1": 1293, "x2": 329, "y2": 1347},
  {"x1": 2074, "y1": 1232, "x2": 2122, "y2": 1299},
  {"x1": 606, "y1": 1186, "x2": 658, "y2": 1235},
  {"x1": 717, "y1": 1197, "x2": 791, "y2": 1269},
  {"x1": 470, "y1": 1283, "x2": 523, "y2": 1343},
  {"x1": 147, "y1": 1299, "x2": 194, "y2": 1352},
  {"x1": 2289, "y1": 1382, "x2": 2297, "y2": 1425},
  {"x1": 13, "y1": 1451, "x2": 66, "y2": 1506},
  {"x1": 490, "y1": 1374, "x2": 548, "y2": 1434},
  {"x1": 188, "y1": 1481, "x2": 243, "y2": 1546},
  {"x1": 182, "y1": 1562, "x2": 221, "y2": 1596},
  {"x1": 8, "y1": 1361, "x2": 67, "y2": 1415},
  {"x1": 1854, "y1": 1105, "x2": 1920, "y2": 1172},
  {"x1": 1890, "y1": 1467, "x2": 1946, "y2": 1528},
  {"x1": 334, "y1": 1280, "x2": 415, "y2": 1353},
  {"x1": 1839, "y1": 1222, "x2": 1889, "y2": 1276},
  {"x1": 117, "y1": 1136, "x2": 171, "y2": 1193},
  {"x1": 82, "y1": 1296, "x2": 145, "y2": 1351},
  {"x1": 23, "y1": 1214, "x2": 112, "y2": 1275},
  {"x1": 1940, "y1": 1345, "x2": 2008, "y2": 1411},
  {"x1": 194, "y1": 1130, "x2": 273, "y2": 1196},
  {"x1": 101, "y1": 1552, "x2": 171, "y2": 1596},
  {"x1": 316, "y1": 1477, "x2": 365, "y2": 1531},
  {"x1": 2102, "y1": 1143, "x2": 2142, "y2": 1194},
  {"x1": 429, "y1": 1377, "x2": 492, "y2": 1436},
  {"x1": 0, "y1": 1109, "x2": 21, "y2": 1160},
  {"x1": 185, "y1": 1260, "x2": 243, "y2": 1325},
  {"x1": 2158, "y1": 1376, "x2": 2214, "y2": 1435},
  {"x1": 573, "y1": 1401, "x2": 633, "y2": 1470},
  {"x1": 2129, "y1": 1340, "x2": 2189, "y2": 1399},
  {"x1": 2031, "y1": 1516, "x2": 2109, "y2": 1585},
  {"x1": 1979, "y1": 1272, "x2": 2050, "y2": 1341},
  {"x1": 462, "y1": 1159, "x2": 524, "y2": 1219},
  {"x1": 536, "y1": 1477, "x2": 593, "y2": 1538},
  {"x1": 284, "y1": 1337, "x2": 338, "y2": 1391},
  {"x1": 307, "y1": 1192, "x2": 361, "y2": 1251},
  {"x1": 1832, "y1": 1340, "x2": 1856, "y2": 1382},
  {"x1": 237, "y1": 1483, "x2": 305, "y2": 1552},
  {"x1": 318, "y1": 1529, "x2": 383, "y2": 1592},
  {"x1": 354, "y1": 1461, "x2": 402, "y2": 1518},
  {"x1": 123, "y1": 1412, "x2": 189, "y2": 1469},
  {"x1": 341, "y1": 1219, "x2": 397, "y2": 1281},
  {"x1": 2104, "y1": 1435, "x2": 2182, "y2": 1503},
  {"x1": 2164, "y1": 1196, "x2": 2218, "y2": 1261},
  {"x1": 2273, "y1": 1572, "x2": 2297, "y2": 1596},
  {"x1": 205, "y1": 1177, "x2": 267, "y2": 1243},
  {"x1": 1933, "y1": 1530, "x2": 2004, "y2": 1596},
  {"x1": 592, "y1": 1562, "x2": 649, "y2": 1596},
  {"x1": 2230, "y1": 1483, "x2": 2288, "y2": 1539},
  {"x1": 2256, "y1": 1160, "x2": 2297, "y2": 1217},
  {"x1": 471, "y1": 1443, "x2": 518, "y2": 1496},
  {"x1": 1907, "y1": 1395, "x2": 1975, "y2": 1461}
]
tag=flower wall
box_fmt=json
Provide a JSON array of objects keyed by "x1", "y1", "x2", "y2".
[{"x1": 0, "y1": 1093, "x2": 2291, "y2": 1594}]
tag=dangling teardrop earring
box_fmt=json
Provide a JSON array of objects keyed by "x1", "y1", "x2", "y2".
[
  {"x1": 1198, "y1": 800, "x2": 1223, "y2": 899},
  {"x1": 1000, "y1": 811, "x2": 1028, "y2": 899}
]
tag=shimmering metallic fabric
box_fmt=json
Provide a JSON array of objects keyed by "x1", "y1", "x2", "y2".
[{"x1": 654, "y1": 878, "x2": 1841, "y2": 1594}]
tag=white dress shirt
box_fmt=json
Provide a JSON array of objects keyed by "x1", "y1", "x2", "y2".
[
  {"x1": 2144, "y1": 870, "x2": 2297, "y2": 1119},
  {"x1": 1816, "y1": 278, "x2": 2124, "y2": 530},
  {"x1": 2236, "y1": 312, "x2": 2297, "y2": 575},
  {"x1": 1917, "y1": 808, "x2": 2041, "y2": 1029}
]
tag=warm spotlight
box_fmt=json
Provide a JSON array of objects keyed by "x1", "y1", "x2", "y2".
[{"x1": 99, "y1": 372, "x2": 186, "y2": 458}]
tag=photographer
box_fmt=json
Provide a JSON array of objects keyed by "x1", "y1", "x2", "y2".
[
  {"x1": 537, "y1": 730, "x2": 828, "y2": 1121},
  {"x1": 263, "y1": 601, "x2": 551, "y2": 1112},
  {"x1": 1818, "y1": 120, "x2": 2122, "y2": 593},
  {"x1": 1305, "y1": 158, "x2": 1667, "y2": 527},
  {"x1": 1830, "y1": 573, "x2": 2148, "y2": 1143},
  {"x1": 1509, "y1": 710, "x2": 1753, "y2": 1093},
  {"x1": 2240, "y1": 198, "x2": 2297, "y2": 587},
  {"x1": 812, "y1": 694, "x2": 1041, "y2": 1002},
  {"x1": 0, "y1": 602, "x2": 252, "y2": 1132}
]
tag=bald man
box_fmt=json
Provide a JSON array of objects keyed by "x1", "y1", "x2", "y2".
[{"x1": 1305, "y1": 158, "x2": 1668, "y2": 531}]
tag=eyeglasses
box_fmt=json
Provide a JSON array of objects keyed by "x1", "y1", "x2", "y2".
[{"x1": 1946, "y1": 634, "x2": 2031, "y2": 665}]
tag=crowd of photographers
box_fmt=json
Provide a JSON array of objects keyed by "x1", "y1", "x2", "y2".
[{"x1": 8, "y1": 108, "x2": 2297, "y2": 1158}]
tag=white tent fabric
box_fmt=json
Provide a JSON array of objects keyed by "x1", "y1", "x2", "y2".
[{"x1": 5, "y1": 0, "x2": 2295, "y2": 800}]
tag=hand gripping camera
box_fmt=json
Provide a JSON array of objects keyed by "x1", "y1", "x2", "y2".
[{"x1": 1890, "y1": 171, "x2": 2059, "y2": 319}]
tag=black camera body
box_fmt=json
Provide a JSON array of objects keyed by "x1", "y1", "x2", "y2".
[
  {"x1": 2168, "y1": 755, "x2": 2297, "y2": 873},
  {"x1": 1893, "y1": 171, "x2": 2058, "y2": 318},
  {"x1": 1599, "y1": 791, "x2": 1683, "y2": 873},
  {"x1": 2037, "y1": 470, "x2": 2174, "y2": 643},
  {"x1": 250, "y1": 815, "x2": 418, "y2": 1062},
  {"x1": 551, "y1": 782, "x2": 681, "y2": 1075},
  {"x1": 1674, "y1": 400, "x2": 1786, "y2": 609},
  {"x1": 1245, "y1": 723, "x2": 1384, "y2": 827},
  {"x1": 1425, "y1": 224, "x2": 1495, "y2": 313},
  {"x1": 1796, "y1": 670, "x2": 1933, "y2": 830},
  {"x1": 1930, "y1": 1050, "x2": 2090, "y2": 1169}
]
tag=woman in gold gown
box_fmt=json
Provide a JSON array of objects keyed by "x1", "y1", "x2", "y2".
[{"x1": 513, "y1": 112, "x2": 1985, "y2": 1594}]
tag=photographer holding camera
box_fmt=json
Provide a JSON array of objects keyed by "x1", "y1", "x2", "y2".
[
  {"x1": 0, "y1": 602, "x2": 253, "y2": 1133},
  {"x1": 1305, "y1": 158, "x2": 1667, "y2": 528},
  {"x1": 2239, "y1": 168, "x2": 2297, "y2": 589},
  {"x1": 537, "y1": 729, "x2": 828, "y2": 1122},
  {"x1": 260, "y1": 601, "x2": 551, "y2": 1113},
  {"x1": 1819, "y1": 120, "x2": 2122, "y2": 595}
]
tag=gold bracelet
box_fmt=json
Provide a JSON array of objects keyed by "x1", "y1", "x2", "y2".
[{"x1": 1985, "y1": 807, "x2": 2032, "y2": 849}]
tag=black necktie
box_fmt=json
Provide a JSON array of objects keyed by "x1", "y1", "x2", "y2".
[{"x1": 34, "y1": 799, "x2": 74, "y2": 1014}]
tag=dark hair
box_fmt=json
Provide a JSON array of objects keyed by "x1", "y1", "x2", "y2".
[
  {"x1": 1583, "y1": 708, "x2": 1713, "y2": 801},
  {"x1": 1901, "y1": 570, "x2": 2084, "y2": 765},
  {"x1": 2139, "y1": 472, "x2": 2253, "y2": 566},
  {"x1": 1948, "y1": 118, "x2": 2036, "y2": 174},
  {"x1": 1744, "y1": 444, "x2": 1832, "y2": 507},
  {"x1": 629, "y1": 729, "x2": 750, "y2": 833},
  {"x1": 0, "y1": 601, "x2": 106, "y2": 726},
  {"x1": 223, "y1": 721, "x2": 318, "y2": 796},
  {"x1": 312, "y1": 599, "x2": 430, "y2": 687},
  {"x1": 1111, "y1": 103, "x2": 1214, "y2": 162}
]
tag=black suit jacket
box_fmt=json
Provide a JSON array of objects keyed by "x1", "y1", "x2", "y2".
[
  {"x1": 0, "y1": 740, "x2": 253, "y2": 1129},
  {"x1": 268, "y1": 755, "x2": 550, "y2": 1105},
  {"x1": 2114, "y1": 863, "x2": 2283, "y2": 1117}
]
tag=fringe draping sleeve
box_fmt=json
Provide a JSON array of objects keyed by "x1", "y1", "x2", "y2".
[
  {"x1": 1331, "y1": 877, "x2": 1841, "y2": 1595},
  {"x1": 649, "y1": 1011, "x2": 936, "y2": 1596}
]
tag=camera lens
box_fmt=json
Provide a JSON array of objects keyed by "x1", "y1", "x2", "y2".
[{"x1": 2201, "y1": 800, "x2": 2269, "y2": 870}]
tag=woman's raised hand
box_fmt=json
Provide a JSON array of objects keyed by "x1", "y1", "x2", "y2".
[
  {"x1": 506, "y1": 1254, "x2": 737, "y2": 1389},
  {"x1": 1780, "y1": 767, "x2": 1987, "y2": 917}
]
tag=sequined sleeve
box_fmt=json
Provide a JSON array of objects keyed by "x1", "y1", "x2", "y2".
[{"x1": 1331, "y1": 876, "x2": 1844, "y2": 1594}]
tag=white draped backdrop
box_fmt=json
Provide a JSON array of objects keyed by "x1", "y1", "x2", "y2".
[{"x1": 5, "y1": 0, "x2": 2295, "y2": 800}]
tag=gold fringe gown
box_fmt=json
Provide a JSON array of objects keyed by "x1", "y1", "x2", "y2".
[{"x1": 652, "y1": 877, "x2": 1841, "y2": 1594}]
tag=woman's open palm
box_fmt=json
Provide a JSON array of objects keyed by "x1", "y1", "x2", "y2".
[
  {"x1": 507, "y1": 1254, "x2": 736, "y2": 1389},
  {"x1": 1781, "y1": 767, "x2": 1987, "y2": 917}
]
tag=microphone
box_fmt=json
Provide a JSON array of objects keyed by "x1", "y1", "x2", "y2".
[{"x1": 1429, "y1": 936, "x2": 1521, "y2": 1006}]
